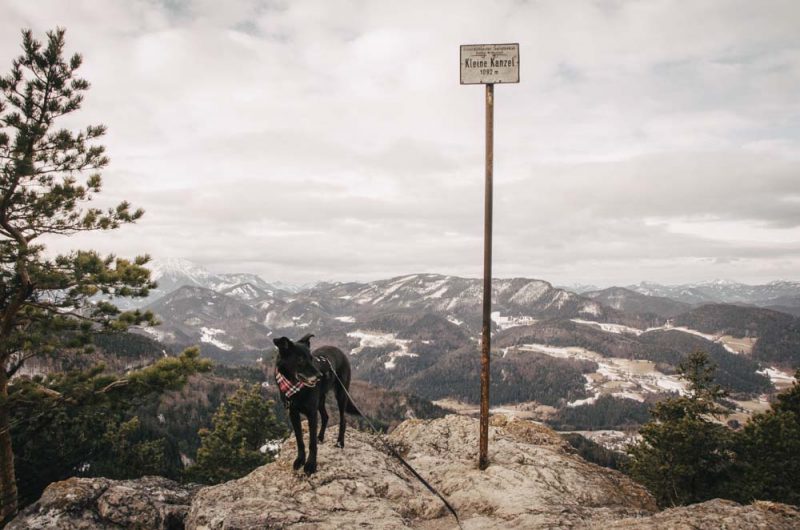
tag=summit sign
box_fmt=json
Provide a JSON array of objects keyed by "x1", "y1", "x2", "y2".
[
  {"x1": 460, "y1": 43, "x2": 519, "y2": 84},
  {"x1": 459, "y1": 41, "x2": 520, "y2": 470}
]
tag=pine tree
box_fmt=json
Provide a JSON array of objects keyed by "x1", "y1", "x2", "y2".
[
  {"x1": 626, "y1": 351, "x2": 733, "y2": 507},
  {"x1": 10, "y1": 347, "x2": 212, "y2": 507},
  {"x1": 731, "y1": 369, "x2": 800, "y2": 505},
  {"x1": 187, "y1": 384, "x2": 286, "y2": 484},
  {"x1": 0, "y1": 28, "x2": 156, "y2": 519}
]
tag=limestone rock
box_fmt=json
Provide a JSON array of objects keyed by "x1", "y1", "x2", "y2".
[
  {"x1": 187, "y1": 414, "x2": 657, "y2": 529},
  {"x1": 388, "y1": 414, "x2": 657, "y2": 528},
  {"x1": 8, "y1": 475, "x2": 199, "y2": 530},
  {"x1": 15, "y1": 415, "x2": 800, "y2": 529},
  {"x1": 186, "y1": 424, "x2": 445, "y2": 529},
  {"x1": 605, "y1": 498, "x2": 800, "y2": 529}
]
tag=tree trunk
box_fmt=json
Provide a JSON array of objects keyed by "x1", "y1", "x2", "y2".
[{"x1": 0, "y1": 369, "x2": 17, "y2": 522}]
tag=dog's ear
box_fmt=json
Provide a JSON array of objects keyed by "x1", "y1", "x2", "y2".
[
  {"x1": 273, "y1": 337, "x2": 292, "y2": 353},
  {"x1": 297, "y1": 333, "x2": 315, "y2": 347}
]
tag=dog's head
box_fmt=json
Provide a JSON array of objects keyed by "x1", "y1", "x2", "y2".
[{"x1": 273, "y1": 333, "x2": 322, "y2": 385}]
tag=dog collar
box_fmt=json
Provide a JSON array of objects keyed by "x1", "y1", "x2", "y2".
[{"x1": 275, "y1": 368, "x2": 315, "y2": 398}]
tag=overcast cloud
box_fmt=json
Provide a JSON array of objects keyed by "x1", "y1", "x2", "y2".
[{"x1": 2, "y1": 0, "x2": 800, "y2": 286}]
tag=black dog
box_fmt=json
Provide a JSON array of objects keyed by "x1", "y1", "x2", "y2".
[{"x1": 273, "y1": 333, "x2": 360, "y2": 475}]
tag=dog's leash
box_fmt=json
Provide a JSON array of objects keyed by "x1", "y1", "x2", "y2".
[{"x1": 318, "y1": 356, "x2": 463, "y2": 530}]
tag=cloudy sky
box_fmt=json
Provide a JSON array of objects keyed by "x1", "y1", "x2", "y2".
[{"x1": 2, "y1": 1, "x2": 800, "y2": 287}]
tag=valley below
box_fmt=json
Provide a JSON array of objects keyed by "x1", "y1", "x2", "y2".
[
  {"x1": 113, "y1": 260, "x2": 800, "y2": 452},
  {"x1": 17, "y1": 259, "x2": 799, "y2": 458}
]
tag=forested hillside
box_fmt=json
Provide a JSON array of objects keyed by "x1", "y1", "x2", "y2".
[{"x1": 673, "y1": 305, "x2": 800, "y2": 366}]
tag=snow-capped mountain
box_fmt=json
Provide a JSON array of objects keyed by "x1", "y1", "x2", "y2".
[
  {"x1": 300, "y1": 273, "x2": 634, "y2": 331},
  {"x1": 119, "y1": 260, "x2": 799, "y2": 422},
  {"x1": 212, "y1": 273, "x2": 289, "y2": 294},
  {"x1": 220, "y1": 282, "x2": 288, "y2": 303},
  {"x1": 557, "y1": 283, "x2": 601, "y2": 294},
  {"x1": 584, "y1": 287, "x2": 690, "y2": 319},
  {"x1": 143, "y1": 285, "x2": 274, "y2": 356},
  {"x1": 627, "y1": 281, "x2": 713, "y2": 305},
  {"x1": 627, "y1": 279, "x2": 800, "y2": 307},
  {"x1": 117, "y1": 259, "x2": 290, "y2": 309},
  {"x1": 149, "y1": 258, "x2": 220, "y2": 290},
  {"x1": 270, "y1": 280, "x2": 319, "y2": 293},
  {"x1": 138, "y1": 270, "x2": 642, "y2": 361}
]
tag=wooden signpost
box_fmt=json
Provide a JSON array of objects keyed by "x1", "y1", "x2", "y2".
[{"x1": 460, "y1": 43, "x2": 519, "y2": 470}]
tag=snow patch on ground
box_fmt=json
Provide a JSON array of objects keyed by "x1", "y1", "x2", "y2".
[
  {"x1": 516, "y1": 343, "x2": 578, "y2": 358},
  {"x1": 757, "y1": 367, "x2": 796, "y2": 385},
  {"x1": 259, "y1": 439, "x2": 282, "y2": 455},
  {"x1": 383, "y1": 350, "x2": 419, "y2": 370},
  {"x1": 517, "y1": 342, "x2": 688, "y2": 402},
  {"x1": 347, "y1": 330, "x2": 419, "y2": 370},
  {"x1": 491, "y1": 311, "x2": 537, "y2": 330},
  {"x1": 227, "y1": 284, "x2": 262, "y2": 301},
  {"x1": 335, "y1": 316, "x2": 356, "y2": 323},
  {"x1": 655, "y1": 378, "x2": 685, "y2": 393},
  {"x1": 571, "y1": 319, "x2": 644, "y2": 336},
  {"x1": 579, "y1": 302, "x2": 601, "y2": 316},
  {"x1": 509, "y1": 281, "x2": 550, "y2": 305},
  {"x1": 347, "y1": 330, "x2": 399, "y2": 353},
  {"x1": 200, "y1": 327, "x2": 233, "y2": 351},
  {"x1": 568, "y1": 393, "x2": 600, "y2": 407},
  {"x1": 422, "y1": 278, "x2": 450, "y2": 299},
  {"x1": 141, "y1": 326, "x2": 167, "y2": 342},
  {"x1": 428, "y1": 285, "x2": 450, "y2": 299},
  {"x1": 646, "y1": 324, "x2": 716, "y2": 341},
  {"x1": 371, "y1": 275, "x2": 418, "y2": 304},
  {"x1": 645, "y1": 324, "x2": 744, "y2": 354},
  {"x1": 552, "y1": 290, "x2": 573, "y2": 309},
  {"x1": 447, "y1": 315, "x2": 464, "y2": 326}
]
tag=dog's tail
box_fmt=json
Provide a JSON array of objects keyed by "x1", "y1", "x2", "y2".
[
  {"x1": 344, "y1": 395, "x2": 362, "y2": 416},
  {"x1": 336, "y1": 380, "x2": 362, "y2": 416}
]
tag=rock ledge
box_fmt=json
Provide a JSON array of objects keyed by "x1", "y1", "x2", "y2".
[{"x1": 9, "y1": 475, "x2": 199, "y2": 530}]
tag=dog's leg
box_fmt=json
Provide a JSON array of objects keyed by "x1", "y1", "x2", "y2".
[
  {"x1": 304, "y1": 410, "x2": 318, "y2": 475},
  {"x1": 289, "y1": 408, "x2": 305, "y2": 471},
  {"x1": 335, "y1": 384, "x2": 347, "y2": 448},
  {"x1": 318, "y1": 394, "x2": 329, "y2": 443}
]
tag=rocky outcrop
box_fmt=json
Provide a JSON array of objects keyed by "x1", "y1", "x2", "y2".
[
  {"x1": 186, "y1": 414, "x2": 657, "y2": 529},
  {"x1": 606, "y1": 498, "x2": 800, "y2": 529},
  {"x1": 186, "y1": 424, "x2": 445, "y2": 529},
  {"x1": 12, "y1": 415, "x2": 800, "y2": 529},
  {"x1": 387, "y1": 414, "x2": 657, "y2": 528},
  {"x1": 8, "y1": 476, "x2": 199, "y2": 530}
]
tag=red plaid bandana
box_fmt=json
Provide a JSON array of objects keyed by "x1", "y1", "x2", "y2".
[{"x1": 275, "y1": 368, "x2": 306, "y2": 398}]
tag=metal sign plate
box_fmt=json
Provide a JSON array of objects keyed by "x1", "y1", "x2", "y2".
[{"x1": 460, "y1": 43, "x2": 519, "y2": 84}]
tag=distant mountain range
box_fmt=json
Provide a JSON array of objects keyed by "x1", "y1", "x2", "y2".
[
  {"x1": 121, "y1": 259, "x2": 798, "y2": 421},
  {"x1": 583, "y1": 287, "x2": 691, "y2": 319},
  {"x1": 110, "y1": 258, "x2": 312, "y2": 310},
  {"x1": 563, "y1": 279, "x2": 800, "y2": 316},
  {"x1": 627, "y1": 279, "x2": 800, "y2": 311},
  {"x1": 142, "y1": 260, "x2": 800, "y2": 312}
]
